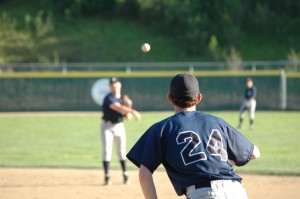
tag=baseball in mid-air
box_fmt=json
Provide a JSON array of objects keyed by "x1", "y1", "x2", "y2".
[{"x1": 141, "y1": 43, "x2": 151, "y2": 53}]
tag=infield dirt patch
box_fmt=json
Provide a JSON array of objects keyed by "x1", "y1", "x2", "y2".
[{"x1": 0, "y1": 168, "x2": 299, "y2": 199}]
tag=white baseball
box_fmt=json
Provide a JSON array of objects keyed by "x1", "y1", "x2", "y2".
[{"x1": 141, "y1": 43, "x2": 151, "y2": 52}]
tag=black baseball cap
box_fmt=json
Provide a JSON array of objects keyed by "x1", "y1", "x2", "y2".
[
  {"x1": 109, "y1": 77, "x2": 120, "y2": 84},
  {"x1": 170, "y1": 74, "x2": 200, "y2": 98}
]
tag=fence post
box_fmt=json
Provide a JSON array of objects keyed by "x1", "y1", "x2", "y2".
[
  {"x1": 280, "y1": 68, "x2": 287, "y2": 110},
  {"x1": 251, "y1": 62, "x2": 256, "y2": 72},
  {"x1": 62, "y1": 62, "x2": 67, "y2": 74},
  {"x1": 189, "y1": 64, "x2": 194, "y2": 73},
  {"x1": 126, "y1": 63, "x2": 131, "y2": 74}
]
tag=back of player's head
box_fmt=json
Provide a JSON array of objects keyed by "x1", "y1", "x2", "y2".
[{"x1": 169, "y1": 74, "x2": 200, "y2": 108}]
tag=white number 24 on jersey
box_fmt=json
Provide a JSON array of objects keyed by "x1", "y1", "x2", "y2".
[{"x1": 176, "y1": 129, "x2": 228, "y2": 166}]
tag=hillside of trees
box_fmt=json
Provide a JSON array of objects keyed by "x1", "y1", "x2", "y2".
[{"x1": 0, "y1": 0, "x2": 299, "y2": 63}]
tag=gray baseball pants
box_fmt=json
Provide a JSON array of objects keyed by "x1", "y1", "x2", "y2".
[
  {"x1": 239, "y1": 99, "x2": 256, "y2": 120},
  {"x1": 186, "y1": 180, "x2": 248, "y2": 199}
]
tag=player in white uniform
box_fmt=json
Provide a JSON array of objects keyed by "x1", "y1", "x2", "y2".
[{"x1": 101, "y1": 77, "x2": 141, "y2": 185}]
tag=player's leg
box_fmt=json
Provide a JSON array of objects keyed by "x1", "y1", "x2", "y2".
[
  {"x1": 238, "y1": 100, "x2": 248, "y2": 129},
  {"x1": 249, "y1": 100, "x2": 257, "y2": 130},
  {"x1": 101, "y1": 121, "x2": 114, "y2": 185},
  {"x1": 113, "y1": 122, "x2": 130, "y2": 184}
]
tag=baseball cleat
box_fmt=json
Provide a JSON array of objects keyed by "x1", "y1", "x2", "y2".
[
  {"x1": 104, "y1": 176, "x2": 112, "y2": 185},
  {"x1": 123, "y1": 174, "x2": 130, "y2": 185}
]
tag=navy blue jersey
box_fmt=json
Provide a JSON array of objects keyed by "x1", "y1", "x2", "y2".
[
  {"x1": 245, "y1": 86, "x2": 257, "y2": 100},
  {"x1": 127, "y1": 111, "x2": 254, "y2": 196},
  {"x1": 102, "y1": 93, "x2": 124, "y2": 123}
]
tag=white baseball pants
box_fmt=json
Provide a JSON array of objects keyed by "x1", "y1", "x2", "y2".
[{"x1": 101, "y1": 121, "x2": 127, "y2": 161}]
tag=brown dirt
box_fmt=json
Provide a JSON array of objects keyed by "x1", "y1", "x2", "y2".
[{"x1": 0, "y1": 168, "x2": 299, "y2": 199}]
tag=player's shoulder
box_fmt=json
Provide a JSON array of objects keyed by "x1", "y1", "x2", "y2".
[
  {"x1": 146, "y1": 113, "x2": 185, "y2": 132},
  {"x1": 106, "y1": 93, "x2": 118, "y2": 101},
  {"x1": 103, "y1": 92, "x2": 112, "y2": 99},
  {"x1": 190, "y1": 111, "x2": 230, "y2": 128},
  {"x1": 103, "y1": 93, "x2": 116, "y2": 105},
  {"x1": 150, "y1": 115, "x2": 174, "y2": 129},
  {"x1": 158, "y1": 111, "x2": 226, "y2": 127}
]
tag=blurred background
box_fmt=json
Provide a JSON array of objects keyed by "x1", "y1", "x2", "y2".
[
  {"x1": 0, "y1": 0, "x2": 299, "y2": 112},
  {"x1": 0, "y1": 0, "x2": 299, "y2": 62}
]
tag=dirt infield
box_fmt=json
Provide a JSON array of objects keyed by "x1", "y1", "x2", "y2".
[{"x1": 0, "y1": 169, "x2": 299, "y2": 199}]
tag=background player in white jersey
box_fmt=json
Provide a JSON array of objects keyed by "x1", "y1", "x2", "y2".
[
  {"x1": 101, "y1": 77, "x2": 141, "y2": 185},
  {"x1": 237, "y1": 78, "x2": 257, "y2": 130},
  {"x1": 127, "y1": 74, "x2": 260, "y2": 199}
]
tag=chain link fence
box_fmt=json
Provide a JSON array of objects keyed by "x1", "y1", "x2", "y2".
[{"x1": 1, "y1": 60, "x2": 300, "y2": 73}]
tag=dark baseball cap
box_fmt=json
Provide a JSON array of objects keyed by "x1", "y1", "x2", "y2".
[
  {"x1": 170, "y1": 74, "x2": 200, "y2": 98},
  {"x1": 109, "y1": 77, "x2": 120, "y2": 84}
]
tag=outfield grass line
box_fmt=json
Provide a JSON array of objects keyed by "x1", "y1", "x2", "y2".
[
  {"x1": 0, "y1": 111, "x2": 101, "y2": 117},
  {"x1": 0, "y1": 110, "x2": 297, "y2": 117},
  {"x1": 0, "y1": 111, "x2": 171, "y2": 117}
]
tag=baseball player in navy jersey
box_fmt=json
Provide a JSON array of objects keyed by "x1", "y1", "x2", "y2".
[
  {"x1": 237, "y1": 78, "x2": 257, "y2": 130},
  {"x1": 101, "y1": 77, "x2": 141, "y2": 185},
  {"x1": 127, "y1": 74, "x2": 260, "y2": 199}
]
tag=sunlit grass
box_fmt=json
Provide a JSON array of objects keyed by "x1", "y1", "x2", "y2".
[{"x1": 0, "y1": 111, "x2": 299, "y2": 175}]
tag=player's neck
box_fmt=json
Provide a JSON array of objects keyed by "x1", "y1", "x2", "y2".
[
  {"x1": 174, "y1": 106, "x2": 196, "y2": 113},
  {"x1": 112, "y1": 92, "x2": 121, "y2": 98}
]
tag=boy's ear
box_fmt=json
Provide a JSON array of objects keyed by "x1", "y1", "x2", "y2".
[
  {"x1": 167, "y1": 92, "x2": 173, "y2": 104},
  {"x1": 197, "y1": 93, "x2": 202, "y2": 104}
]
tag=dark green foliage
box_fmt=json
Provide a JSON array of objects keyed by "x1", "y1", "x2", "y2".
[
  {"x1": 125, "y1": 0, "x2": 300, "y2": 56},
  {"x1": 32, "y1": 0, "x2": 116, "y2": 17},
  {"x1": 0, "y1": 0, "x2": 299, "y2": 62},
  {"x1": 118, "y1": 0, "x2": 140, "y2": 20}
]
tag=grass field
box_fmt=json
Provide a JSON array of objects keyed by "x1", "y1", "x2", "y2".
[{"x1": 0, "y1": 111, "x2": 299, "y2": 176}]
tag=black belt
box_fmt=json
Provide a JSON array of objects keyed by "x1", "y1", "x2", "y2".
[
  {"x1": 194, "y1": 181, "x2": 211, "y2": 189},
  {"x1": 185, "y1": 181, "x2": 212, "y2": 196},
  {"x1": 103, "y1": 119, "x2": 120, "y2": 124}
]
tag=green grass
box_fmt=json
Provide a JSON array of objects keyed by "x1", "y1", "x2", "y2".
[
  {"x1": 0, "y1": 111, "x2": 299, "y2": 176},
  {"x1": 212, "y1": 111, "x2": 300, "y2": 175}
]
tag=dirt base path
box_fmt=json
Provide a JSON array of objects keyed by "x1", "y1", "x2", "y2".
[{"x1": 0, "y1": 168, "x2": 299, "y2": 199}]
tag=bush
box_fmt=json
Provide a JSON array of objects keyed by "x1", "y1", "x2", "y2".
[
  {"x1": 0, "y1": 11, "x2": 56, "y2": 63},
  {"x1": 287, "y1": 49, "x2": 300, "y2": 71},
  {"x1": 33, "y1": 0, "x2": 116, "y2": 17},
  {"x1": 224, "y1": 47, "x2": 243, "y2": 71}
]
